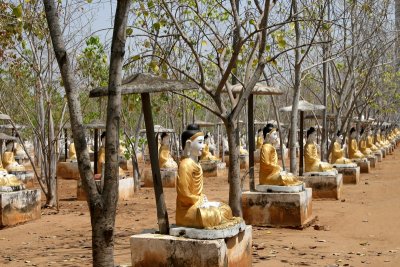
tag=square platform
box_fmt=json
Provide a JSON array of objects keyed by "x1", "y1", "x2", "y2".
[
  {"x1": 200, "y1": 161, "x2": 226, "y2": 177},
  {"x1": 142, "y1": 168, "x2": 177, "y2": 188},
  {"x1": 130, "y1": 225, "x2": 252, "y2": 267},
  {"x1": 353, "y1": 160, "x2": 370, "y2": 173},
  {"x1": 333, "y1": 165, "x2": 360, "y2": 184},
  {"x1": 242, "y1": 189, "x2": 313, "y2": 228},
  {"x1": 367, "y1": 155, "x2": 377, "y2": 168},
  {"x1": 300, "y1": 173, "x2": 342, "y2": 200},
  {"x1": 0, "y1": 189, "x2": 41, "y2": 228},
  {"x1": 374, "y1": 151, "x2": 382, "y2": 162},
  {"x1": 77, "y1": 177, "x2": 134, "y2": 201}
]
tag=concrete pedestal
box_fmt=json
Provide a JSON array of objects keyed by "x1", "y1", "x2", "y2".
[
  {"x1": 381, "y1": 148, "x2": 386, "y2": 158},
  {"x1": 8, "y1": 171, "x2": 35, "y2": 188},
  {"x1": 354, "y1": 160, "x2": 370, "y2": 173},
  {"x1": 333, "y1": 165, "x2": 360, "y2": 184},
  {"x1": 130, "y1": 226, "x2": 252, "y2": 267},
  {"x1": 223, "y1": 155, "x2": 249, "y2": 170},
  {"x1": 143, "y1": 168, "x2": 177, "y2": 188},
  {"x1": 242, "y1": 189, "x2": 313, "y2": 228},
  {"x1": 56, "y1": 162, "x2": 80, "y2": 180},
  {"x1": 0, "y1": 189, "x2": 41, "y2": 228},
  {"x1": 367, "y1": 155, "x2": 377, "y2": 168},
  {"x1": 276, "y1": 147, "x2": 288, "y2": 160},
  {"x1": 200, "y1": 161, "x2": 226, "y2": 177},
  {"x1": 300, "y1": 173, "x2": 342, "y2": 200},
  {"x1": 254, "y1": 150, "x2": 260, "y2": 164},
  {"x1": 374, "y1": 151, "x2": 383, "y2": 162},
  {"x1": 77, "y1": 177, "x2": 134, "y2": 201}
]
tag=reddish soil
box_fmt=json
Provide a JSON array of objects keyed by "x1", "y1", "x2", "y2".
[{"x1": 1, "y1": 148, "x2": 400, "y2": 267}]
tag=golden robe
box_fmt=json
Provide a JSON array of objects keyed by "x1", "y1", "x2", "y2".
[
  {"x1": 97, "y1": 146, "x2": 125, "y2": 176},
  {"x1": 366, "y1": 136, "x2": 378, "y2": 151},
  {"x1": 2, "y1": 152, "x2": 24, "y2": 171},
  {"x1": 304, "y1": 142, "x2": 334, "y2": 172},
  {"x1": 159, "y1": 144, "x2": 178, "y2": 168},
  {"x1": 330, "y1": 141, "x2": 352, "y2": 164},
  {"x1": 68, "y1": 143, "x2": 77, "y2": 160},
  {"x1": 259, "y1": 143, "x2": 301, "y2": 186},
  {"x1": 176, "y1": 157, "x2": 241, "y2": 229},
  {"x1": 200, "y1": 143, "x2": 219, "y2": 161},
  {"x1": 348, "y1": 139, "x2": 364, "y2": 159},
  {"x1": 256, "y1": 136, "x2": 263, "y2": 150},
  {"x1": 359, "y1": 139, "x2": 372, "y2": 156},
  {"x1": 0, "y1": 174, "x2": 22, "y2": 186}
]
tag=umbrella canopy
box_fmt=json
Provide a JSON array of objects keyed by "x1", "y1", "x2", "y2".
[
  {"x1": 280, "y1": 100, "x2": 325, "y2": 112},
  {"x1": 0, "y1": 113, "x2": 11, "y2": 120},
  {"x1": 64, "y1": 120, "x2": 106, "y2": 129},
  {"x1": 194, "y1": 120, "x2": 216, "y2": 127},
  {"x1": 225, "y1": 82, "x2": 283, "y2": 95},
  {"x1": 89, "y1": 73, "x2": 198, "y2": 97},
  {"x1": 140, "y1": 125, "x2": 174, "y2": 134},
  {"x1": 0, "y1": 133, "x2": 17, "y2": 141},
  {"x1": 0, "y1": 124, "x2": 26, "y2": 130}
]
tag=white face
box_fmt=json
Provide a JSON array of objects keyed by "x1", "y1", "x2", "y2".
[
  {"x1": 258, "y1": 131, "x2": 263, "y2": 137},
  {"x1": 336, "y1": 134, "x2": 343, "y2": 142},
  {"x1": 268, "y1": 131, "x2": 278, "y2": 144},
  {"x1": 351, "y1": 131, "x2": 357, "y2": 138},
  {"x1": 190, "y1": 135, "x2": 205, "y2": 156}
]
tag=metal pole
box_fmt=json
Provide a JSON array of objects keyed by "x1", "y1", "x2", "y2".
[
  {"x1": 248, "y1": 94, "x2": 255, "y2": 191},
  {"x1": 64, "y1": 129, "x2": 68, "y2": 162},
  {"x1": 300, "y1": 111, "x2": 304, "y2": 176}
]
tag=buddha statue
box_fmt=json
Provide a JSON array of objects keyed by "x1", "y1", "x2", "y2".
[
  {"x1": 239, "y1": 137, "x2": 249, "y2": 155},
  {"x1": 0, "y1": 173, "x2": 23, "y2": 187},
  {"x1": 68, "y1": 142, "x2": 77, "y2": 161},
  {"x1": 331, "y1": 130, "x2": 353, "y2": 164},
  {"x1": 348, "y1": 127, "x2": 365, "y2": 159},
  {"x1": 304, "y1": 127, "x2": 335, "y2": 172},
  {"x1": 158, "y1": 132, "x2": 178, "y2": 169},
  {"x1": 200, "y1": 133, "x2": 219, "y2": 161},
  {"x1": 259, "y1": 123, "x2": 302, "y2": 186},
  {"x1": 2, "y1": 141, "x2": 25, "y2": 172},
  {"x1": 366, "y1": 127, "x2": 379, "y2": 151},
  {"x1": 176, "y1": 124, "x2": 242, "y2": 229},
  {"x1": 256, "y1": 129, "x2": 263, "y2": 150},
  {"x1": 97, "y1": 132, "x2": 125, "y2": 177},
  {"x1": 381, "y1": 128, "x2": 390, "y2": 146},
  {"x1": 359, "y1": 128, "x2": 373, "y2": 156}
]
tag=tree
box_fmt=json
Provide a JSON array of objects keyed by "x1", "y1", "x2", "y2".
[{"x1": 43, "y1": 0, "x2": 131, "y2": 266}]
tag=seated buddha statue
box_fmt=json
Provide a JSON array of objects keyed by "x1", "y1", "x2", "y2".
[
  {"x1": 373, "y1": 129, "x2": 383, "y2": 149},
  {"x1": 176, "y1": 124, "x2": 242, "y2": 229},
  {"x1": 0, "y1": 173, "x2": 23, "y2": 187},
  {"x1": 330, "y1": 130, "x2": 353, "y2": 164},
  {"x1": 158, "y1": 132, "x2": 178, "y2": 169},
  {"x1": 381, "y1": 128, "x2": 390, "y2": 146},
  {"x1": 68, "y1": 142, "x2": 77, "y2": 161},
  {"x1": 366, "y1": 128, "x2": 379, "y2": 152},
  {"x1": 97, "y1": 132, "x2": 125, "y2": 177},
  {"x1": 200, "y1": 133, "x2": 219, "y2": 161},
  {"x1": 256, "y1": 129, "x2": 263, "y2": 150},
  {"x1": 304, "y1": 127, "x2": 335, "y2": 172},
  {"x1": 359, "y1": 128, "x2": 373, "y2": 156},
  {"x1": 259, "y1": 123, "x2": 302, "y2": 186},
  {"x1": 2, "y1": 141, "x2": 25, "y2": 172},
  {"x1": 239, "y1": 137, "x2": 249, "y2": 155},
  {"x1": 348, "y1": 127, "x2": 365, "y2": 159}
]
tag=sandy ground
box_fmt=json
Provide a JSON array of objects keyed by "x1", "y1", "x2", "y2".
[{"x1": 1, "y1": 147, "x2": 400, "y2": 267}]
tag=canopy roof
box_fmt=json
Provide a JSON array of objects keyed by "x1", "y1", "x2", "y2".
[
  {"x1": 0, "y1": 113, "x2": 11, "y2": 120},
  {"x1": 194, "y1": 120, "x2": 216, "y2": 127},
  {"x1": 0, "y1": 124, "x2": 26, "y2": 130},
  {"x1": 64, "y1": 120, "x2": 106, "y2": 129},
  {"x1": 224, "y1": 82, "x2": 283, "y2": 95},
  {"x1": 280, "y1": 100, "x2": 325, "y2": 112},
  {"x1": 140, "y1": 125, "x2": 175, "y2": 134},
  {"x1": 0, "y1": 133, "x2": 17, "y2": 141},
  {"x1": 89, "y1": 73, "x2": 198, "y2": 97}
]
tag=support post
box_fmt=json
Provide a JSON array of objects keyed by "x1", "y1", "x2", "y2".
[
  {"x1": 299, "y1": 111, "x2": 304, "y2": 176},
  {"x1": 94, "y1": 129, "x2": 99, "y2": 174},
  {"x1": 64, "y1": 129, "x2": 68, "y2": 162},
  {"x1": 248, "y1": 94, "x2": 255, "y2": 191},
  {"x1": 141, "y1": 92, "x2": 169, "y2": 234}
]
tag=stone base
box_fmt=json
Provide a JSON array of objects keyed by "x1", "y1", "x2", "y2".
[
  {"x1": 374, "y1": 151, "x2": 383, "y2": 162},
  {"x1": 300, "y1": 173, "x2": 343, "y2": 200},
  {"x1": 0, "y1": 189, "x2": 41, "y2": 228},
  {"x1": 8, "y1": 171, "x2": 35, "y2": 188},
  {"x1": 333, "y1": 165, "x2": 360, "y2": 184},
  {"x1": 170, "y1": 221, "x2": 246, "y2": 240},
  {"x1": 276, "y1": 147, "x2": 288, "y2": 160},
  {"x1": 381, "y1": 148, "x2": 386, "y2": 158},
  {"x1": 130, "y1": 226, "x2": 252, "y2": 267},
  {"x1": 256, "y1": 184, "x2": 305, "y2": 193},
  {"x1": 56, "y1": 162, "x2": 81, "y2": 180},
  {"x1": 200, "y1": 161, "x2": 226, "y2": 177},
  {"x1": 77, "y1": 177, "x2": 134, "y2": 201},
  {"x1": 367, "y1": 155, "x2": 377, "y2": 168},
  {"x1": 355, "y1": 160, "x2": 370, "y2": 173},
  {"x1": 223, "y1": 155, "x2": 249, "y2": 169},
  {"x1": 143, "y1": 168, "x2": 177, "y2": 188},
  {"x1": 242, "y1": 189, "x2": 313, "y2": 228},
  {"x1": 254, "y1": 150, "x2": 260, "y2": 164}
]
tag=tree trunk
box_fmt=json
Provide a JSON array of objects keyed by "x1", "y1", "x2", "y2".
[
  {"x1": 225, "y1": 120, "x2": 242, "y2": 217},
  {"x1": 396, "y1": 0, "x2": 400, "y2": 92},
  {"x1": 46, "y1": 108, "x2": 57, "y2": 207}
]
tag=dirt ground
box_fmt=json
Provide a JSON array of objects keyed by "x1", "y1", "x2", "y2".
[{"x1": 1, "y1": 147, "x2": 400, "y2": 267}]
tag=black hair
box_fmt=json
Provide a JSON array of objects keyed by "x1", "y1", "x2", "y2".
[
  {"x1": 204, "y1": 134, "x2": 209, "y2": 140},
  {"x1": 307, "y1": 127, "x2": 316, "y2": 138},
  {"x1": 336, "y1": 130, "x2": 341, "y2": 137},
  {"x1": 360, "y1": 128, "x2": 365, "y2": 136},
  {"x1": 257, "y1": 128, "x2": 262, "y2": 133},
  {"x1": 160, "y1": 132, "x2": 168, "y2": 139},
  {"x1": 100, "y1": 131, "x2": 106, "y2": 139},
  {"x1": 263, "y1": 123, "x2": 275, "y2": 139},
  {"x1": 350, "y1": 127, "x2": 356, "y2": 134},
  {"x1": 181, "y1": 124, "x2": 201, "y2": 149}
]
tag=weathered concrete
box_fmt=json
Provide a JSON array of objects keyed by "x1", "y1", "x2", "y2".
[
  {"x1": 56, "y1": 162, "x2": 80, "y2": 180},
  {"x1": 300, "y1": 173, "x2": 343, "y2": 200},
  {"x1": 242, "y1": 189, "x2": 313, "y2": 228},
  {"x1": 200, "y1": 161, "x2": 226, "y2": 177},
  {"x1": 381, "y1": 148, "x2": 386, "y2": 158},
  {"x1": 142, "y1": 168, "x2": 177, "y2": 188},
  {"x1": 170, "y1": 221, "x2": 246, "y2": 239},
  {"x1": 256, "y1": 183, "x2": 305, "y2": 193},
  {"x1": 0, "y1": 189, "x2": 41, "y2": 228},
  {"x1": 354, "y1": 160, "x2": 370, "y2": 173},
  {"x1": 374, "y1": 151, "x2": 383, "y2": 162},
  {"x1": 130, "y1": 225, "x2": 252, "y2": 267},
  {"x1": 333, "y1": 165, "x2": 360, "y2": 184},
  {"x1": 77, "y1": 177, "x2": 134, "y2": 201},
  {"x1": 367, "y1": 155, "x2": 377, "y2": 168}
]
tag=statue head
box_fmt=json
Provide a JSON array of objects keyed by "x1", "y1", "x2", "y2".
[
  {"x1": 336, "y1": 130, "x2": 343, "y2": 142},
  {"x1": 257, "y1": 128, "x2": 263, "y2": 137},
  {"x1": 100, "y1": 131, "x2": 106, "y2": 145},
  {"x1": 307, "y1": 127, "x2": 316, "y2": 142},
  {"x1": 263, "y1": 123, "x2": 278, "y2": 145},
  {"x1": 5, "y1": 140, "x2": 14, "y2": 152},
  {"x1": 350, "y1": 127, "x2": 357, "y2": 138},
  {"x1": 181, "y1": 124, "x2": 205, "y2": 159},
  {"x1": 360, "y1": 127, "x2": 366, "y2": 138},
  {"x1": 204, "y1": 133, "x2": 210, "y2": 145},
  {"x1": 160, "y1": 132, "x2": 170, "y2": 146}
]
